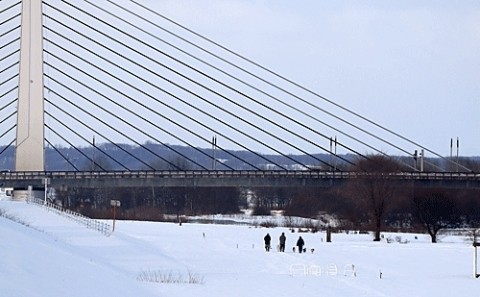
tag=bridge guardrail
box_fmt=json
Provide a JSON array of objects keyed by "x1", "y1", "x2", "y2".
[{"x1": 1, "y1": 170, "x2": 480, "y2": 181}]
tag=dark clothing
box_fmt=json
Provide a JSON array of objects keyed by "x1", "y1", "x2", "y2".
[
  {"x1": 279, "y1": 233, "x2": 286, "y2": 252},
  {"x1": 264, "y1": 234, "x2": 271, "y2": 252},
  {"x1": 264, "y1": 234, "x2": 271, "y2": 245},
  {"x1": 296, "y1": 237, "x2": 305, "y2": 253}
]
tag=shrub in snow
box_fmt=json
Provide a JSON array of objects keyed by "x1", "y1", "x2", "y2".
[
  {"x1": 259, "y1": 219, "x2": 279, "y2": 228},
  {"x1": 0, "y1": 207, "x2": 31, "y2": 227},
  {"x1": 137, "y1": 270, "x2": 204, "y2": 284}
]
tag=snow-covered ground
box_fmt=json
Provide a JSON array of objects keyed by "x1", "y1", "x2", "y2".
[{"x1": 1, "y1": 199, "x2": 479, "y2": 297}]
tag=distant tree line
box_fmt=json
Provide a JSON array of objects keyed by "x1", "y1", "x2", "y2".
[
  {"x1": 59, "y1": 186, "x2": 242, "y2": 222},
  {"x1": 1, "y1": 143, "x2": 479, "y2": 171},
  {"x1": 253, "y1": 155, "x2": 480, "y2": 242},
  {"x1": 51, "y1": 153, "x2": 480, "y2": 243}
]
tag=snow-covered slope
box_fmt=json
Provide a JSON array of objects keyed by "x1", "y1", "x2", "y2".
[{"x1": 1, "y1": 200, "x2": 479, "y2": 297}]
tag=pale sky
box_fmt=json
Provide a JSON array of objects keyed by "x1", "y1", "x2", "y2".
[
  {"x1": 1, "y1": 0, "x2": 479, "y2": 158},
  {"x1": 139, "y1": 0, "x2": 480, "y2": 157}
]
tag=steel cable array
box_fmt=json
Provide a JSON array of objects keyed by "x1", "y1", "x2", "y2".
[
  {"x1": 116, "y1": 0, "x2": 467, "y2": 172},
  {"x1": 0, "y1": 0, "x2": 21, "y2": 160},
  {"x1": 18, "y1": 0, "x2": 468, "y2": 172}
]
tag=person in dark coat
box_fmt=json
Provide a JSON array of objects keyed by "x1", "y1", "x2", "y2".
[
  {"x1": 264, "y1": 233, "x2": 271, "y2": 252},
  {"x1": 296, "y1": 236, "x2": 305, "y2": 253},
  {"x1": 279, "y1": 232, "x2": 286, "y2": 252}
]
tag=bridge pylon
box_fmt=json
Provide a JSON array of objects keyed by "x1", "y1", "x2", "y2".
[
  {"x1": 12, "y1": 0, "x2": 45, "y2": 200},
  {"x1": 15, "y1": 0, "x2": 45, "y2": 172}
]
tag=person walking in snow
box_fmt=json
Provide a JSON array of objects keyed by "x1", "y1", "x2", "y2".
[
  {"x1": 296, "y1": 236, "x2": 305, "y2": 253},
  {"x1": 279, "y1": 232, "x2": 286, "y2": 252},
  {"x1": 264, "y1": 233, "x2": 271, "y2": 252}
]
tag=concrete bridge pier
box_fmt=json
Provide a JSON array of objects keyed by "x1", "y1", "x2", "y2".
[{"x1": 12, "y1": 186, "x2": 45, "y2": 201}]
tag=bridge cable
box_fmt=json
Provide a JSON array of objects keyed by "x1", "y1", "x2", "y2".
[
  {"x1": 0, "y1": 112, "x2": 16, "y2": 127},
  {"x1": 91, "y1": 0, "x2": 367, "y2": 169},
  {"x1": 0, "y1": 76, "x2": 19, "y2": 94},
  {"x1": 44, "y1": 122, "x2": 107, "y2": 172},
  {"x1": 0, "y1": 99, "x2": 16, "y2": 136},
  {"x1": 43, "y1": 43, "x2": 261, "y2": 171},
  {"x1": 0, "y1": 124, "x2": 17, "y2": 154},
  {"x1": 44, "y1": 138, "x2": 79, "y2": 171},
  {"x1": 88, "y1": 2, "x2": 420, "y2": 173},
  {"x1": 0, "y1": 31, "x2": 20, "y2": 50},
  {"x1": 42, "y1": 51, "x2": 240, "y2": 170},
  {"x1": 0, "y1": 138, "x2": 15, "y2": 157},
  {"x1": 124, "y1": 0, "x2": 462, "y2": 171},
  {"x1": 43, "y1": 62, "x2": 231, "y2": 171},
  {"x1": 41, "y1": 21, "x2": 228, "y2": 171},
  {"x1": 42, "y1": 51, "x2": 246, "y2": 171},
  {"x1": 0, "y1": 12, "x2": 21, "y2": 29},
  {"x1": 45, "y1": 4, "x2": 291, "y2": 171},
  {"x1": 44, "y1": 95, "x2": 157, "y2": 171},
  {"x1": 60, "y1": 1, "x2": 342, "y2": 170},
  {"x1": 44, "y1": 10, "x2": 268, "y2": 171},
  {"x1": 0, "y1": 47, "x2": 20, "y2": 65},
  {"x1": 44, "y1": 110, "x2": 132, "y2": 171},
  {"x1": 0, "y1": 62, "x2": 19, "y2": 78},
  {"x1": 43, "y1": 28, "x2": 282, "y2": 172},
  {"x1": 0, "y1": 1, "x2": 21, "y2": 15},
  {"x1": 44, "y1": 86, "x2": 196, "y2": 171},
  {"x1": 42, "y1": 24, "x2": 267, "y2": 171},
  {"x1": 45, "y1": 4, "x2": 329, "y2": 171},
  {"x1": 112, "y1": 1, "x2": 389, "y2": 158},
  {"x1": 44, "y1": 112, "x2": 130, "y2": 172},
  {"x1": 0, "y1": 98, "x2": 17, "y2": 113},
  {"x1": 0, "y1": 86, "x2": 18, "y2": 119},
  {"x1": 101, "y1": 0, "x2": 389, "y2": 167}
]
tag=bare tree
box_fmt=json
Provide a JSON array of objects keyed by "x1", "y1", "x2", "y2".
[
  {"x1": 412, "y1": 188, "x2": 460, "y2": 243},
  {"x1": 284, "y1": 189, "x2": 319, "y2": 218},
  {"x1": 348, "y1": 155, "x2": 404, "y2": 241},
  {"x1": 460, "y1": 193, "x2": 480, "y2": 230}
]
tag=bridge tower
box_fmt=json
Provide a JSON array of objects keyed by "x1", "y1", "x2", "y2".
[
  {"x1": 12, "y1": 0, "x2": 45, "y2": 201},
  {"x1": 15, "y1": 0, "x2": 45, "y2": 172}
]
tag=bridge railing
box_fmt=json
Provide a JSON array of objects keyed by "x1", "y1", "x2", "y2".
[
  {"x1": 1, "y1": 170, "x2": 480, "y2": 181},
  {"x1": 43, "y1": 170, "x2": 480, "y2": 180},
  {"x1": 28, "y1": 197, "x2": 111, "y2": 236}
]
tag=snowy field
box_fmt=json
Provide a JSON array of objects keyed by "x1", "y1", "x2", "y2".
[{"x1": 1, "y1": 199, "x2": 479, "y2": 297}]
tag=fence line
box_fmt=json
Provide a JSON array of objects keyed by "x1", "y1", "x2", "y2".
[{"x1": 28, "y1": 197, "x2": 112, "y2": 236}]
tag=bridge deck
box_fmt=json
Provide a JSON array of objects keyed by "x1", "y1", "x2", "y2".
[{"x1": 0, "y1": 170, "x2": 479, "y2": 189}]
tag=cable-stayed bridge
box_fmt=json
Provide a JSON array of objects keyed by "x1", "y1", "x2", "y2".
[{"x1": 0, "y1": 0, "x2": 478, "y2": 193}]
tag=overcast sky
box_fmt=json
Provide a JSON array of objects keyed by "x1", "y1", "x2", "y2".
[
  {"x1": 1, "y1": 0, "x2": 479, "y2": 159},
  {"x1": 137, "y1": 0, "x2": 480, "y2": 157}
]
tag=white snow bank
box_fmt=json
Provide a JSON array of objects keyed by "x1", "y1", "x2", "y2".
[{"x1": 0, "y1": 200, "x2": 479, "y2": 297}]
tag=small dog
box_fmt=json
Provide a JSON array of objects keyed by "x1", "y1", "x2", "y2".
[
  {"x1": 293, "y1": 247, "x2": 296, "y2": 253},
  {"x1": 310, "y1": 248, "x2": 315, "y2": 254}
]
